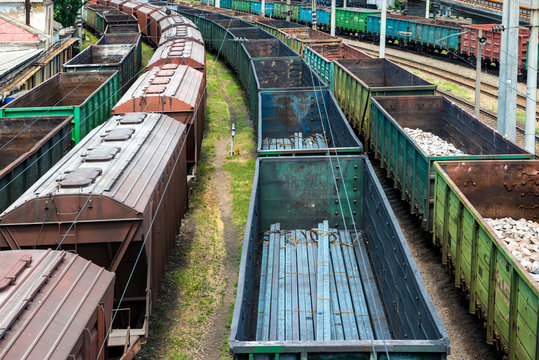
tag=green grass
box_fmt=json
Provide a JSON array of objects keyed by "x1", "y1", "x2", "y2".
[
  {"x1": 426, "y1": 76, "x2": 473, "y2": 100},
  {"x1": 138, "y1": 51, "x2": 254, "y2": 360},
  {"x1": 82, "y1": 29, "x2": 99, "y2": 49},
  {"x1": 141, "y1": 41, "x2": 155, "y2": 69}
]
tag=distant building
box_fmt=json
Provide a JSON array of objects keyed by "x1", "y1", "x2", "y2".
[{"x1": 0, "y1": 0, "x2": 54, "y2": 37}]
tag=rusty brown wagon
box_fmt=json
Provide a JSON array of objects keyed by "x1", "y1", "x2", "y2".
[
  {"x1": 0, "y1": 249, "x2": 115, "y2": 360},
  {"x1": 112, "y1": 64, "x2": 205, "y2": 172},
  {"x1": 0, "y1": 112, "x2": 189, "y2": 356}
]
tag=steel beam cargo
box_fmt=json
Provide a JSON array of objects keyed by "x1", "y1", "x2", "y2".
[
  {"x1": 0, "y1": 112, "x2": 188, "y2": 352},
  {"x1": 333, "y1": 58, "x2": 436, "y2": 146},
  {"x1": 0, "y1": 250, "x2": 114, "y2": 359},
  {"x1": 0, "y1": 71, "x2": 119, "y2": 144},
  {"x1": 230, "y1": 155, "x2": 450, "y2": 359},
  {"x1": 433, "y1": 160, "x2": 539, "y2": 360},
  {"x1": 304, "y1": 43, "x2": 371, "y2": 88},
  {"x1": 63, "y1": 44, "x2": 138, "y2": 95},
  {"x1": 370, "y1": 96, "x2": 533, "y2": 230},
  {"x1": 258, "y1": 90, "x2": 363, "y2": 155},
  {"x1": 112, "y1": 64, "x2": 205, "y2": 167},
  {"x1": 0, "y1": 116, "x2": 72, "y2": 213}
]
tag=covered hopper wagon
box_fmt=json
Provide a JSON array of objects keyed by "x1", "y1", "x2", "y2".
[
  {"x1": 112, "y1": 64, "x2": 205, "y2": 171},
  {"x1": 0, "y1": 112, "x2": 189, "y2": 355},
  {"x1": 0, "y1": 249, "x2": 114, "y2": 360}
]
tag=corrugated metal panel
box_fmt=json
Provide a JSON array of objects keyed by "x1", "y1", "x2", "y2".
[
  {"x1": 0, "y1": 249, "x2": 114, "y2": 360},
  {"x1": 113, "y1": 64, "x2": 204, "y2": 117},
  {"x1": 159, "y1": 15, "x2": 196, "y2": 32},
  {"x1": 147, "y1": 39, "x2": 205, "y2": 71},
  {"x1": 159, "y1": 25, "x2": 203, "y2": 46}
]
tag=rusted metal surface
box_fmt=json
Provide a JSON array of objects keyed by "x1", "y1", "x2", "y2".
[
  {"x1": 0, "y1": 112, "x2": 189, "y2": 347},
  {"x1": 105, "y1": 23, "x2": 140, "y2": 34},
  {"x1": 148, "y1": 10, "x2": 168, "y2": 46},
  {"x1": 0, "y1": 116, "x2": 72, "y2": 213},
  {"x1": 121, "y1": 1, "x2": 143, "y2": 15},
  {"x1": 147, "y1": 39, "x2": 206, "y2": 72},
  {"x1": 0, "y1": 249, "x2": 114, "y2": 360},
  {"x1": 112, "y1": 64, "x2": 205, "y2": 166},
  {"x1": 64, "y1": 44, "x2": 138, "y2": 94},
  {"x1": 159, "y1": 25, "x2": 204, "y2": 47},
  {"x1": 158, "y1": 14, "x2": 197, "y2": 33},
  {"x1": 134, "y1": 4, "x2": 159, "y2": 36}
]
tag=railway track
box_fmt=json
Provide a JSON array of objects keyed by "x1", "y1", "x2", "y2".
[
  {"x1": 349, "y1": 42, "x2": 539, "y2": 156},
  {"x1": 350, "y1": 43, "x2": 539, "y2": 117}
]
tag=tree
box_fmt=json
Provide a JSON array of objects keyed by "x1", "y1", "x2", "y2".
[{"x1": 54, "y1": 0, "x2": 82, "y2": 27}]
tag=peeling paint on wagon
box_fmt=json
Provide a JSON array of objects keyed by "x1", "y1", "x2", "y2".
[{"x1": 432, "y1": 160, "x2": 539, "y2": 360}]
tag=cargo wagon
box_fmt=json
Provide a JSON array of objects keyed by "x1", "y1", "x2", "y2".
[
  {"x1": 249, "y1": 57, "x2": 327, "y2": 122},
  {"x1": 276, "y1": 27, "x2": 342, "y2": 56},
  {"x1": 112, "y1": 64, "x2": 205, "y2": 168},
  {"x1": 0, "y1": 71, "x2": 119, "y2": 144},
  {"x1": 224, "y1": 27, "x2": 276, "y2": 73},
  {"x1": 433, "y1": 160, "x2": 539, "y2": 360},
  {"x1": 238, "y1": 39, "x2": 300, "y2": 89},
  {"x1": 333, "y1": 58, "x2": 436, "y2": 146},
  {"x1": 147, "y1": 39, "x2": 206, "y2": 71},
  {"x1": 304, "y1": 43, "x2": 371, "y2": 88},
  {"x1": 63, "y1": 44, "x2": 138, "y2": 95},
  {"x1": 97, "y1": 32, "x2": 142, "y2": 71},
  {"x1": 370, "y1": 96, "x2": 533, "y2": 231},
  {"x1": 0, "y1": 250, "x2": 114, "y2": 359},
  {"x1": 0, "y1": 112, "x2": 189, "y2": 354},
  {"x1": 258, "y1": 90, "x2": 363, "y2": 155},
  {"x1": 0, "y1": 116, "x2": 72, "y2": 213},
  {"x1": 230, "y1": 155, "x2": 450, "y2": 359},
  {"x1": 255, "y1": 19, "x2": 306, "y2": 38}
]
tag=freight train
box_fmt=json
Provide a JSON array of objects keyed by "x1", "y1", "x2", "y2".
[
  {"x1": 199, "y1": 0, "x2": 538, "y2": 75},
  {"x1": 0, "y1": 0, "x2": 537, "y2": 359},
  {"x1": 175, "y1": 3, "x2": 537, "y2": 359}
]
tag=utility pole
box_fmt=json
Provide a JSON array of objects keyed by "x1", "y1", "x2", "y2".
[
  {"x1": 312, "y1": 0, "x2": 317, "y2": 30},
  {"x1": 380, "y1": 0, "x2": 387, "y2": 58},
  {"x1": 261, "y1": 0, "x2": 265, "y2": 16},
  {"x1": 216, "y1": 0, "x2": 220, "y2": 8},
  {"x1": 525, "y1": 0, "x2": 538, "y2": 152},
  {"x1": 343, "y1": 0, "x2": 346, "y2": 9},
  {"x1": 286, "y1": 0, "x2": 291, "y2": 21},
  {"x1": 425, "y1": 0, "x2": 430, "y2": 18},
  {"x1": 474, "y1": 29, "x2": 484, "y2": 118},
  {"x1": 497, "y1": 0, "x2": 520, "y2": 140},
  {"x1": 330, "y1": 0, "x2": 336, "y2": 36}
]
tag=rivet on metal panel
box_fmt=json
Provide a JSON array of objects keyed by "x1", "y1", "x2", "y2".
[
  {"x1": 503, "y1": 182, "x2": 516, "y2": 191},
  {"x1": 354, "y1": 164, "x2": 358, "y2": 168},
  {"x1": 353, "y1": 187, "x2": 357, "y2": 192},
  {"x1": 334, "y1": 211, "x2": 338, "y2": 215}
]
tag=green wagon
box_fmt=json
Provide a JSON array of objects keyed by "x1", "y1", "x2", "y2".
[
  {"x1": 333, "y1": 58, "x2": 435, "y2": 146},
  {"x1": 433, "y1": 160, "x2": 539, "y2": 360},
  {"x1": 0, "y1": 71, "x2": 119, "y2": 144},
  {"x1": 370, "y1": 95, "x2": 533, "y2": 230},
  {"x1": 335, "y1": 8, "x2": 381, "y2": 35}
]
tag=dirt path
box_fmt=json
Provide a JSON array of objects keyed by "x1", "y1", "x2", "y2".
[{"x1": 198, "y1": 137, "x2": 240, "y2": 359}]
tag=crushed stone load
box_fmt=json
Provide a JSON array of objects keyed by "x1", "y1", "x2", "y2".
[
  {"x1": 404, "y1": 128, "x2": 466, "y2": 157},
  {"x1": 486, "y1": 217, "x2": 539, "y2": 282}
]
